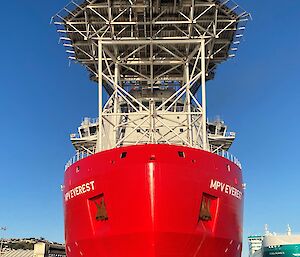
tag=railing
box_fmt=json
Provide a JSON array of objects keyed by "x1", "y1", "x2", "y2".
[
  {"x1": 65, "y1": 149, "x2": 96, "y2": 171},
  {"x1": 225, "y1": 131, "x2": 236, "y2": 137},
  {"x1": 213, "y1": 149, "x2": 242, "y2": 169},
  {"x1": 82, "y1": 117, "x2": 98, "y2": 124},
  {"x1": 119, "y1": 105, "x2": 188, "y2": 113},
  {"x1": 65, "y1": 146, "x2": 242, "y2": 171}
]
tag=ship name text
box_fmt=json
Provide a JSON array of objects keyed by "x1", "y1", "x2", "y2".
[
  {"x1": 64, "y1": 181, "x2": 95, "y2": 202},
  {"x1": 210, "y1": 179, "x2": 242, "y2": 200}
]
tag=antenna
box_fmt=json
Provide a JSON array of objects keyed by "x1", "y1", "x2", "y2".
[
  {"x1": 264, "y1": 224, "x2": 270, "y2": 235},
  {"x1": 287, "y1": 224, "x2": 292, "y2": 235}
]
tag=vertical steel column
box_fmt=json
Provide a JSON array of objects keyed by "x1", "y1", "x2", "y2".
[
  {"x1": 201, "y1": 39, "x2": 208, "y2": 150},
  {"x1": 114, "y1": 63, "x2": 119, "y2": 146},
  {"x1": 150, "y1": 43, "x2": 154, "y2": 92},
  {"x1": 150, "y1": 42, "x2": 155, "y2": 143},
  {"x1": 97, "y1": 40, "x2": 103, "y2": 152},
  {"x1": 150, "y1": 99, "x2": 155, "y2": 143},
  {"x1": 185, "y1": 62, "x2": 193, "y2": 145}
]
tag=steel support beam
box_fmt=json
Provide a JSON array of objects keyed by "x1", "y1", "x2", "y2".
[
  {"x1": 201, "y1": 40, "x2": 208, "y2": 150},
  {"x1": 53, "y1": 0, "x2": 249, "y2": 153},
  {"x1": 97, "y1": 40, "x2": 103, "y2": 152}
]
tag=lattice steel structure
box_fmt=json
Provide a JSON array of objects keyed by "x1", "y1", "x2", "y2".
[{"x1": 53, "y1": 0, "x2": 249, "y2": 153}]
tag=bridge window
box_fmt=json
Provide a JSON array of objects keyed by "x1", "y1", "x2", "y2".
[
  {"x1": 220, "y1": 127, "x2": 225, "y2": 134},
  {"x1": 90, "y1": 126, "x2": 97, "y2": 136},
  {"x1": 208, "y1": 124, "x2": 216, "y2": 134},
  {"x1": 80, "y1": 128, "x2": 88, "y2": 137}
]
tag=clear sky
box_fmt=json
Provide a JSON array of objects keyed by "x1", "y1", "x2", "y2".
[{"x1": 0, "y1": 1, "x2": 299, "y2": 256}]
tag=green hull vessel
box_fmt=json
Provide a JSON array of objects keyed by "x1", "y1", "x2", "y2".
[
  {"x1": 248, "y1": 226, "x2": 300, "y2": 257},
  {"x1": 263, "y1": 244, "x2": 300, "y2": 257}
]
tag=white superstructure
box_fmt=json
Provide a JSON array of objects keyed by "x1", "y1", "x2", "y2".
[
  {"x1": 248, "y1": 235, "x2": 263, "y2": 257},
  {"x1": 248, "y1": 225, "x2": 300, "y2": 257},
  {"x1": 69, "y1": 89, "x2": 237, "y2": 152},
  {"x1": 264, "y1": 230, "x2": 300, "y2": 248},
  {"x1": 52, "y1": 0, "x2": 250, "y2": 166}
]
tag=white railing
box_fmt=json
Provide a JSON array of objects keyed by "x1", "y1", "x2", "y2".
[
  {"x1": 213, "y1": 149, "x2": 242, "y2": 169},
  {"x1": 65, "y1": 146, "x2": 242, "y2": 171},
  {"x1": 65, "y1": 148, "x2": 96, "y2": 171}
]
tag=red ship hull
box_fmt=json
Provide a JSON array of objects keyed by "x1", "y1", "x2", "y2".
[{"x1": 64, "y1": 144, "x2": 243, "y2": 257}]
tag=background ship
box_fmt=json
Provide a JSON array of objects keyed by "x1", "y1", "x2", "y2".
[
  {"x1": 248, "y1": 226, "x2": 300, "y2": 257},
  {"x1": 52, "y1": 0, "x2": 250, "y2": 256}
]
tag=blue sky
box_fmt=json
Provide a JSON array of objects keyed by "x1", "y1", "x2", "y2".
[{"x1": 0, "y1": 1, "x2": 299, "y2": 256}]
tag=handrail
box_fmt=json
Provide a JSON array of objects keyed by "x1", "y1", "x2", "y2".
[
  {"x1": 213, "y1": 149, "x2": 242, "y2": 169},
  {"x1": 64, "y1": 148, "x2": 96, "y2": 171},
  {"x1": 65, "y1": 146, "x2": 242, "y2": 171}
]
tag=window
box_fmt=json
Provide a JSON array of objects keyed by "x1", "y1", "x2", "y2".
[
  {"x1": 90, "y1": 126, "x2": 97, "y2": 136},
  {"x1": 178, "y1": 151, "x2": 185, "y2": 158},
  {"x1": 120, "y1": 152, "x2": 127, "y2": 158},
  {"x1": 80, "y1": 128, "x2": 87, "y2": 137},
  {"x1": 208, "y1": 124, "x2": 216, "y2": 134}
]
